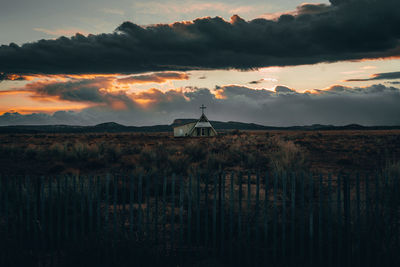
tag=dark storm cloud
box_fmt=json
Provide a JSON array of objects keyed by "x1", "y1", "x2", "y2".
[
  {"x1": 0, "y1": 73, "x2": 27, "y2": 81},
  {"x1": 0, "y1": 0, "x2": 399, "y2": 75},
  {"x1": 345, "y1": 71, "x2": 400, "y2": 82},
  {"x1": 23, "y1": 78, "x2": 137, "y2": 110},
  {"x1": 215, "y1": 85, "x2": 273, "y2": 100},
  {"x1": 248, "y1": 79, "x2": 262, "y2": 84},
  {"x1": 295, "y1": 3, "x2": 331, "y2": 15},
  {"x1": 117, "y1": 72, "x2": 189, "y2": 84},
  {"x1": 274, "y1": 85, "x2": 297, "y2": 94},
  {"x1": 329, "y1": 0, "x2": 353, "y2": 5},
  {"x1": 26, "y1": 79, "x2": 109, "y2": 103},
  {"x1": 1, "y1": 82, "x2": 399, "y2": 126}
]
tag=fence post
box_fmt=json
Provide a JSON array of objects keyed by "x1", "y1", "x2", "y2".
[
  {"x1": 16, "y1": 176, "x2": 25, "y2": 248},
  {"x1": 255, "y1": 170, "x2": 260, "y2": 264},
  {"x1": 96, "y1": 176, "x2": 101, "y2": 241},
  {"x1": 356, "y1": 173, "x2": 361, "y2": 267},
  {"x1": 220, "y1": 172, "x2": 226, "y2": 257},
  {"x1": 179, "y1": 175, "x2": 184, "y2": 248},
  {"x1": 309, "y1": 173, "x2": 314, "y2": 266},
  {"x1": 187, "y1": 175, "x2": 192, "y2": 246},
  {"x1": 146, "y1": 174, "x2": 151, "y2": 240},
  {"x1": 88, "y1": 176, "x2": 93, "y2": 238},
  {"x1": 364, "y1": 173, "x2": 370, "y2": 267},
  {"x1": 122, "y1": 175, "x2": 127, "y2": 237},
  {"x1": 138, "y1": 174, "x2": 143, "y2": 240},
  {"x1": 33, "y1": 176, "x2": 39, "y2": 255},
  {"x1": 154, "y1": 175, "x2": 159, "y2": 247},
  {"x1": 26, "y1": 176, "x2": 31, "y2": 245},
  {"x1": 80, "y1": 176, "x2": 86, "y2": 243},
  {"x1": 291, "y1": 172, "x2": 296, "y2": 265},
  {"x1": 204, "y1": 173, "x2": 209, "y2": 247},
  {"x1": 129, "y1": 174, "x2": 134, "y2": 237},
  {"x1": 337, "y1": 174, "x2": 342, "y2": 267},
  {"x1": 300, "y1": 172, "x2": 305, "y2": 264},
  {"x1": 64, "y1": 176, "x2": 69, "y2": 241},
  {"x1": 196, "y1": 174, "x2": 200, "y2": 246},
  {"x1": 105, "y1": 174, "x2": 110, "y2": 244},
  {"x1": 229, "y1": 172, "x2": 235, "y2": 263},
  {"x1": 95, "y1": 176, "x2": 102, "y2": 263},
  {"x1": 48, "y1": 176, "x2": 53, "y2": 256},
  {"x1": 273, "y1": 172, "x2": 278, "y2": 264},
  {"x1": 246, "y1": 172, "x2": 251, "y2": 266},
  {"x1": 374, "y1": 173, "x2": 380, "y2": 266},
  {"x1": 318, "y1": 174, "x2": 323, "y2": 265},
  {"x1": 162, "y1": 174, "x2": 167, "y2": 251},
  {"x1": 5, "y1": 176, "x2": 9, "y2": 249},
  {"x1": 40, "y1": 176, "x2": 46, "y2": 249},
  {"x1": 72, "y1": 175, "x2": 77, "y2": 243},
  {"x1": 213, "y1": 173, "x2": 217, "y2": 251},
  {"x1": 343, "y1": 174, "x2": 351, "y2": 266},
  {"x1": 264, "y1": 171, "x2": 269, "y2": 263},
  {"x1": 327, "y1": 174, "x2": 332, "y2": 267},
  {"x1": 282, "y1": 172, "x2": 287, "y2": 262},
  {"x1": 171, "y1": 173, "x2": 176, "y2": 250},
  {"x1": 238, "y1": 172, "x2": 243, "y2": 248},
  {"x1": 56, "y1": 176, "x2": 61, "y2": 249},
  {"x1": 113, "y1": 175, "x2": 118, "y2": 243},
  {"x1": 255, "y1": 171, "x2": 260, "y2": 241},
  {"x1": 246, "y1": 172, "x2": 251, "y2": 249}
]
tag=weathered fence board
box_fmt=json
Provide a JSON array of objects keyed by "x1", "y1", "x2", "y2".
[{"x1": 0, "y1": 171, "x2": 398, "y2": 267}]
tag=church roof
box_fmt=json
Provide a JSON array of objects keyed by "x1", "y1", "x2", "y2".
[
  {"x1": 194, "y1": 113, "x2": 213, "y2": 128},
  {"x1": 171, "y1": 119, "x2": 197, "y2": 128},
  {"x1": 172, "y1": 105, "x2": 217, "y2": 136},
  {"x1": 194, "y1": 121, "x2": 213, "y2": 128},
  {"x1": 187, "y1": 110, "x2": 217, "y2": 135}
]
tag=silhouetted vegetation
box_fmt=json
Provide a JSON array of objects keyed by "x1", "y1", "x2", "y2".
[{"x1": 0, "y1": 130, "x2": 399, "y2": 177}]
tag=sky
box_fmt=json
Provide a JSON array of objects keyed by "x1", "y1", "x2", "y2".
[{"x1": 0, "y1": 0, "x2": 399, "y2": 126}]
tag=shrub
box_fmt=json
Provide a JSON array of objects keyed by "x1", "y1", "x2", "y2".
[
  {"x1": 184, "y1": 141, "x2": 207, "y2": 162},
  {"x1": 24, "y1": 144, "x2": 37, "y2": 159},
  {"x1": 268, "y1": 136, "x2": 309, "y2": 174},
  {"x1": 167, "y1": 154, "x2": 190, "y2": 175}
]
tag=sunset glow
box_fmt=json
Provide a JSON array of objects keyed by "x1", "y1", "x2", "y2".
[{"x1": 0, "y1": 0, "x2": 399, "y2": 126}]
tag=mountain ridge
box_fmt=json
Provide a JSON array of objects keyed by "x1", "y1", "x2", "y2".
[{"x1": 0, "y1": 119, "x2": 399, "y2": 133}]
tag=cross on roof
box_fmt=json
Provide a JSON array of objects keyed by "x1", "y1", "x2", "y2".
[{"x1": 200, "y1": 104, "x2": 206, "y2": 115}]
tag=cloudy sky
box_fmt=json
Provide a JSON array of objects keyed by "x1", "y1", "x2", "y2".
[{"x1": 0, "y1": 0, "x2": 399, "y2": 126}]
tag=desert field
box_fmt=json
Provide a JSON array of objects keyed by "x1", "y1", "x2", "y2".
[
  {"x1": 0, "y1": 129, "x2": 399, "y2": 176},
  {"x1": 1, "y1": 130, "x2": 400, "y2": 267}
]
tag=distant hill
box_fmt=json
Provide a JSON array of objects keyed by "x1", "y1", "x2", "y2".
[{"x1": 0, "y1": 119, "x2": 399, "y2": 134}]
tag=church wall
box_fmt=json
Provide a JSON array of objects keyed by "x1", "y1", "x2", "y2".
[
  {"x1": 189, "y1": 127, "x2": 217, "y2": 137},
  {"x1": 173, "y1": 122, "x2": 196, "y2": 137}
]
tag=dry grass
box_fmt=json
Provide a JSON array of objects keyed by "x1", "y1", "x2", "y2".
[{"x1": 0, "y1": 130, "x2": 399, "y2": 176}]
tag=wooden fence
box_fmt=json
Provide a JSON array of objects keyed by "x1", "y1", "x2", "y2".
[{"x1": 0, "y1": 172, "x2": 399, "y2": 267}]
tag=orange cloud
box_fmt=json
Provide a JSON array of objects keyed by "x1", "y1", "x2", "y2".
[
  {"x1": 110, "y1": 100, "x2": 128, "y2": 110},
  {"x1": 0, "y1": 104, "x2": 89, "y2": 115},
  {"x1": 0, "y1": 89, "x2": 31, "y2": 95},
  {"x1": 131, "y1": 88, "x2": 187, "y2": 108},
  {"x1": 214, "y1": 89, "x2": 227, "y2": 99}
]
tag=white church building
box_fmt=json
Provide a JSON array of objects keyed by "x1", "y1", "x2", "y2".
[{"x1": 173, "y1": 105, "x2": 218, "y2": 137}]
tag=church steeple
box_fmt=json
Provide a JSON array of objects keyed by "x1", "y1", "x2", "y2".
[{"x1": 200, "y1": 104, "x2": 206, "y2": 115}]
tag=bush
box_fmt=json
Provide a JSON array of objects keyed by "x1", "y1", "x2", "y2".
[
  {"x1": 24, "y1": 144, "x2": 37, "y2": 159},
  {"x1": 184, "y1": 141, "x2": 207, "y2": 162},
  {"x1": 268, "y1": 136, "x2": 309, "y2": 174}
]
